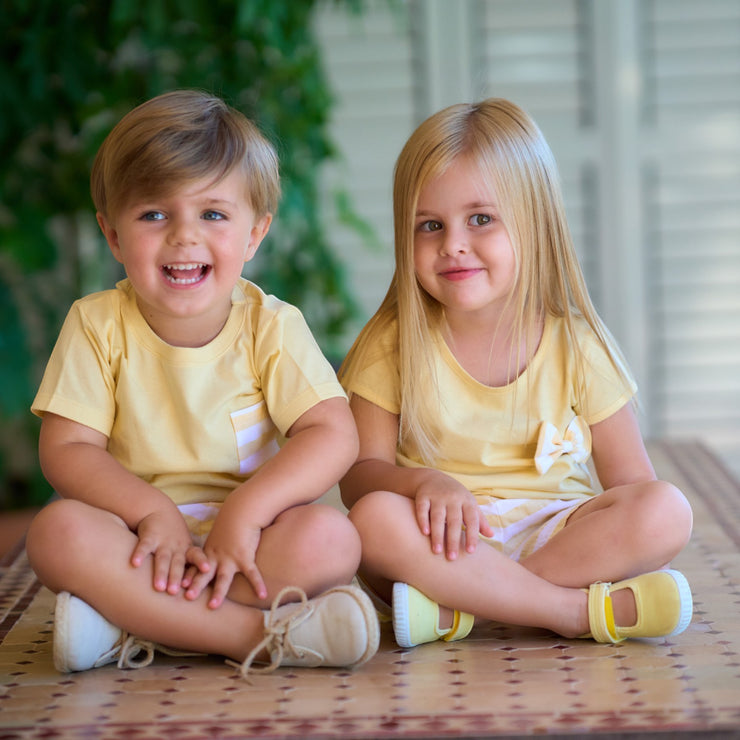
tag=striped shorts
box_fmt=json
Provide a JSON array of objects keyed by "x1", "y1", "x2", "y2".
[
  {"x1": 177, "y1": 502, "x2": 222, "y2": 548},
  {"x1": 476, "y1": 496, "x2": 588, "y2": 562}
]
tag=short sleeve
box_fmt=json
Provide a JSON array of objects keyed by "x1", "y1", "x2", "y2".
[
  {"x1": 252, "y1": 302, "x2": 347, "y2": 435},
  {"x1": 574, "y1": 322, "x2": 638, "y2": 425},
  {"x1": 340, "y1": 320, "x2": 401, "y2": 415},
  {"x1": 31, "y1": 299, "x2": 118, "y2": 436}
]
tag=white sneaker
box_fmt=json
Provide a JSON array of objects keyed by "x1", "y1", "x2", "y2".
[
  {"x1": 236, "y1": 585, "x2": 380, "y2": 676},
  {"x1": 53, "y1": 592, "x2": 191, "y2": 673}
]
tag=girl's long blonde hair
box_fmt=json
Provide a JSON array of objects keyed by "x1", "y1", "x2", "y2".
[{"x1": 340, "y1": 98, "x2": 631, "y2": 464}]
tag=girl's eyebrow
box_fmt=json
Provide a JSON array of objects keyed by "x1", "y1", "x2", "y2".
[{"x1": 415, "y1": 201, "x2": 497, "y2": 216}]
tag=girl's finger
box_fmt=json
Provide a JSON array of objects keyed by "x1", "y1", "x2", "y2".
[
  {"x1": 428, "y1": 505, "x2": 447, "y2": 555},
  {"x1": 444, "y1": 509, "x2": 463, "y2": 560},
  {"x1": 415, "y1": 497, "x2": 432, "y2": 537}
]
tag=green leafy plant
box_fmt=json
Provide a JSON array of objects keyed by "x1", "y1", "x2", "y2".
[{"x1": 0, "y1": 0, "x2": 365, "y2": 508}]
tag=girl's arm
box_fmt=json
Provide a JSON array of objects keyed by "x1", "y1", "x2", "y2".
[
  {"x1": 39, "y1": 412, "x2": 198, "y2": 592},
  {"x1": 589, "y1": 403, "x2": 658, "y2": 490},
  {"x1": 340, "y1": 394, "x2": 493, "y2": 559},
  {"x1": 189, "y1": 396, "x2": 359, "y2": 607}
]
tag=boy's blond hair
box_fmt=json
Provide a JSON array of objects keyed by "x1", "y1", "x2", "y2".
[
  {"x1": 91, "y1": 90, "x2": 280, "y2": 221},
  {"x1": 341, "y1": 98, "x2": 632, "y2": 464}
]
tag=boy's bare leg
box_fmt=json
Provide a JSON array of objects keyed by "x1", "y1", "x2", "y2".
[{"x1": 26, "y1": 499, "x2": 361, "y2": 662}]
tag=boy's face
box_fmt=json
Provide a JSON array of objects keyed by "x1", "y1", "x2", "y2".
[{"x1": 97, "y1": 169, "x2": 271, "y2": 347}]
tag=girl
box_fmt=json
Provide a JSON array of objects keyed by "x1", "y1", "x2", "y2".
[{"x1": 339, "y1": 98, "x2": 693, "y2": 647}]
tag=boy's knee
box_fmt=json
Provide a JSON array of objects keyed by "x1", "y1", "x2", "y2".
[
  {"x1": 26, "y1": 499, "x2": 86, "y2": 584},
  {"x1": 286, "y1": 504, "x2": 361, "y2": 575}
]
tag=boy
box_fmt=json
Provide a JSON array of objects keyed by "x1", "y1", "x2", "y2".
[{"x1": 26, "y1": 90, "x2": 378, "y2": 677}]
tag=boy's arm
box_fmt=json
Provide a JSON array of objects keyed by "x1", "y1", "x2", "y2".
[
  {"x1": 192, "y1": 396, "x2": 359, "y2": 607},
  {"x1": 39, "y1": 412, "x2": 197, "y2": 592}
]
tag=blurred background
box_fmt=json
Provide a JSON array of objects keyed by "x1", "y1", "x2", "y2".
[{"x1": 1, "y1": 0, "x2": 739, "y2": 514}]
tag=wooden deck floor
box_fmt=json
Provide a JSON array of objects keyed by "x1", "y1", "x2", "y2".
[{"x1": 1, "y1": 440, "x2": 739, "y2": 739}]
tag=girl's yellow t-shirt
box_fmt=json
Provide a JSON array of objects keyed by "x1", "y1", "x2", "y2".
[{"x1": 342, "y1": 315, "x2": 636, "y2": 501}]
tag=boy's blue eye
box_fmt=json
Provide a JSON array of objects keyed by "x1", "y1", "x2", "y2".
[
  {"x1": 203, "y1": 210, "x2": 225, "y2": 221},
  {"x1": 141, "y1": 211, "x2": 165, "y2": 221}
]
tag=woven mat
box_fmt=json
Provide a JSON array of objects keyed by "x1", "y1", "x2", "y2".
[{"x1": 1, "y1": 440, "x2": 739, "y2": 739}]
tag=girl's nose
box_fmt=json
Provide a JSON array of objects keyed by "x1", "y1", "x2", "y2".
[{"x1": 439, "y1": 229, "x2": 468, "y2": 256}]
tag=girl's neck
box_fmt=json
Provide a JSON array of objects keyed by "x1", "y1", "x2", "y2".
[{"x1": 442, "y1": 310, "x2": 544, "y2": 388}]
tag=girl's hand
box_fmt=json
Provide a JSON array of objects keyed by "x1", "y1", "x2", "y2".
[
  {"x1": 132, "y1": 510, "x2": 202, "y2": 595},
  {"x1": 414, "y1": 470, "x2": 494, "y2": 560},
  {"x1": 183, "y1": 519, "x2": 267, "y2": 609}
]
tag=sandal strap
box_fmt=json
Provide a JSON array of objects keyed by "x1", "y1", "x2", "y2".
[
  {"x1": 587, "y1": 582, "x2": 622, "y2": 644},
  {"x1": 442, "y1": 610, "x2": 474, "y2": 642}
]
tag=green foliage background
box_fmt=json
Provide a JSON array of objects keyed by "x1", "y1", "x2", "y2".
[{"x1": 0, "y1": 0, "x2": 364, "y2": 508}]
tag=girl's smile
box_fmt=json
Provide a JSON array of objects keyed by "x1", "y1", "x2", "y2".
[
  {"x1": 438, "y1": 266, "x2": 486, "y2": 281},
  {"x1": 413, "y1": 156, "x2": 516, "y2": 325}
]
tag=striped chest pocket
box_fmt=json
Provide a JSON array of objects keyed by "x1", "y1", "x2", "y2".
[{"x1": 230, "y1": 402, "x2": 280, "y2": 475}]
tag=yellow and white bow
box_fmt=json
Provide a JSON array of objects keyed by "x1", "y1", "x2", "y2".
[{"x1": 534, "y1": 416, "x2": 592, "y2": 475}]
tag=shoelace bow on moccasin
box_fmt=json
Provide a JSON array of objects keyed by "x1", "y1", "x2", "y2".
[{"x1": 235, "y1": 586, "x2": 316, "y2": 677}]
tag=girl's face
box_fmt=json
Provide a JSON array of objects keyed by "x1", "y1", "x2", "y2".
[
  {"x1": 413, "y1": 157, "x2": 516, "y2": 326},
  {"x1": 97, "y1": 169, "x2": 271, "y2": 347}
]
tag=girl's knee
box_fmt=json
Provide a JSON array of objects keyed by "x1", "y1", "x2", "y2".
[
  {"x1": 348, "y1": 489, "x2": 408, "y2": 534},
  {"x1": 348, "y1": 490, "x2": 415, "y2": 567},
  {"x1": 637, "y1": 480, "x2": 693, "y2": 552}
]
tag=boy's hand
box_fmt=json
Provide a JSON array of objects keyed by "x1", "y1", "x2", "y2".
[
  {"x1": 414, "y1": 470, "x2": 494, "y2": 560},
  {"x1": 132, "y1": 510, "x2": 204, "y2": 595},
  {"x1": 183, "y1": 520, "x2": 267, "y2": 609}
]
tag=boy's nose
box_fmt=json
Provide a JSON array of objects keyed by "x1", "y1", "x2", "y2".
[{"x1": 168, "y1": 219, "x2": 200, "y2": 246}]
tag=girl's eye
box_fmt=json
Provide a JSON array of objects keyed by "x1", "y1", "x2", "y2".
[
  {"x1": 203, "y1": 210, "x2": 225, "y2": 221},
  {"x1": 418, "y1": 220, "x2": 442, "y2": 233},
  {"x1": 469, "y1": 214, "x2": 492, "y2": 226}
]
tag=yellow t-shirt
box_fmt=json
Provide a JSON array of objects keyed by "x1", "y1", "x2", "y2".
[
  {"x1": 32, "y1": 278, "x2": 345, "y2": 505},
  {"x1": 342, "y1": 314, "x2": 636, "y2": 501}
]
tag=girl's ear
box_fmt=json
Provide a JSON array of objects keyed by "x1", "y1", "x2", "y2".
[
  {"x1": 244, "y1": 213, "x2": 273, "y2": 264},
  {"x1": 96, "y1": 213, "x2": 124, "y2": 264}
]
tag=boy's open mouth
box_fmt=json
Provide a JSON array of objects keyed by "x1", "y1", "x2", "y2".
[{"x1": 162, "y1": 263, "x2": 210, "y2": 285}]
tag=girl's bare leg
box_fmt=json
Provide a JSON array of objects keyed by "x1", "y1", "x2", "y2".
[
  {"x1": 522, "y1": 480, "x2": 693, "y2": 588},
  {"x1": 348, "y1": 490, "x2": 590, "y2": 639},
  {"x1": 26, "y1": 499, "x2": 361, "y2": 662}
]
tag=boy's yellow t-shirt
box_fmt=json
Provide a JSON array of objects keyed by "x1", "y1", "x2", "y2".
[
  {"x1": 342, "y1": 315, "x2": 637, "y2": 501},
  {"x1": 32, "y1": 278, "x2": 345, "y2": 505}
]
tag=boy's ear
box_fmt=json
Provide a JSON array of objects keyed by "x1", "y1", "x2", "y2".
[
  {"x1": 244, "y1": 213, "x2": 273, "y2": 263},
  {"x1": 96, "y1": 213, "x2": 124, "y2": 264}
]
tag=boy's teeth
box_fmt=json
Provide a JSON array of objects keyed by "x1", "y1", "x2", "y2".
[
  {"x1": 164, "y1": 263, "x2": 205, "y2": 270},
  {"x1": 163, "y1": 263, "x2": 207, "y2": 285}
]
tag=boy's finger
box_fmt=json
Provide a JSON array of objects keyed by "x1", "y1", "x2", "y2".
[{"x1": 208, "y1": 569, "x2": 237, "y2": 609}]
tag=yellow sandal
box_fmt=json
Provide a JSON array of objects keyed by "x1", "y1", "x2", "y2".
[
  {"x1": 392, "y1": 582, "x2": 474, "y2": 648},
  {"x1": 582, "y1": 569, "x2": 693, "y2": 643}
]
